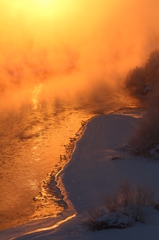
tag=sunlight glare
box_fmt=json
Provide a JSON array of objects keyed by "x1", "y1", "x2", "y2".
[
  {"x1": 34, "y1": 0, "x2": 54, "y2": 8},
  {"x1": 7, "y1": 0, "x2": 62, "y2": 19}
]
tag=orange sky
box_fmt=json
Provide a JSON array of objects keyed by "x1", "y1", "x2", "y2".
[{"x1": 0, "y1": 0, "x2": 159, "y2": 107}]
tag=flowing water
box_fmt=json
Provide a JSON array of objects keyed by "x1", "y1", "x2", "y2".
[{"x1": 0, "y1": 85, "x2": 140, "y2": 230}]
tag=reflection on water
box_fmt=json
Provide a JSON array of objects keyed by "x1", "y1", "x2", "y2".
[
  {"x1": 0, "y1": 85, "x2": 140, "y2": 230},
  {"x1": 32, "y1": 84, "x2": 43, "y2": 110}
]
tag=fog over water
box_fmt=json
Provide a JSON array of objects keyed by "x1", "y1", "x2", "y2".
[
  {"x1": 0, "y1": 0, "x2": 159, "y2": 231},
  {"x1": 0, "y1": 0, "x2": 159, "y2": 108}
]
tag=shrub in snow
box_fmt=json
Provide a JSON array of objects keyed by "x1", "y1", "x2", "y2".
[
  {"x1": 87, "y1": 212, "x2": 133, "y2": 230},
  {"x1": 149, "y1": 145, "x2": 159, "y2": 160},
  {"x1": 104, "y1": 181, "x2": 156, "y2": 212},
  {"x1": 129, "y1": 92, "x2": 159, "y2": 157},
  {"x1": 87, "y1": 203, "x2": 103, "y2": 222},
  {"x1": 86, "y1": 180, "x2": 157, "y2": 231}
]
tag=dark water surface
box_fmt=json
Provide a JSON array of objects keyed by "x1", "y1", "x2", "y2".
[{"x1": 0, "y1": 85, "x2": 140, "y2": 230}]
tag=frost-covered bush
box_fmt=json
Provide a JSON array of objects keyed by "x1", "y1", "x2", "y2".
[
  {"x1": 125, "y1": 67, "x2": 146, "y2": 95},
  {"x1": 129, "y1": 87, "x2": 159, "y2": 156},
  {"x1": 129, "y1": 109, "x2": 159, "y2": 156},
  {"x1": 144, "y1": 50, "x2": 159, "y2": 85},
  {"x1": 104, "y1": 180, "x2": 156, "y2": 212},
  {"x1": 86, "y1": 181, "x2": 157, "y2": 230},
  {"x1": 125, "y1": 50, "x2": 159, "y2": 96}
]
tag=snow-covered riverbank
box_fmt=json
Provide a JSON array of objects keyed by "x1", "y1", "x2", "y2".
[{"x1": 1, "y1": 110, "x2": 159, "y2": 240}]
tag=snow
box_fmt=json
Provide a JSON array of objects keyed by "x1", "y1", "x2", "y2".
[
  {"x1": 1, "y1": 110, "x2": 159, "y2": 240},
  {"x1": 149, "y1": 145, "x2": 159, "y2": 159}
]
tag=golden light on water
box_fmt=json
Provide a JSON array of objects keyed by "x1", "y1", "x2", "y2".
[{"x1": 32, "y1": 84, "x2": 43, "y2": 110}]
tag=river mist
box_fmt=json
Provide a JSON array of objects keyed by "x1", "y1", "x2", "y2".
[{"x1": 0, "y1": 0, "x2": 159, "y2": 109}]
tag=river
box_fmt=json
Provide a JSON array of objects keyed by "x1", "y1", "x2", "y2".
[{"x1": 0, "y1": 85, "x2": 140, "y2": 230}]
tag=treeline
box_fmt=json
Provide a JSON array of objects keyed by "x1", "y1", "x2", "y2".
[
  {"x1": 125, "y1": 50, "x2": 159, "y2": 157},
  {"x1": 125, "y1": 50, "x2": 159, "y2": 96}
]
